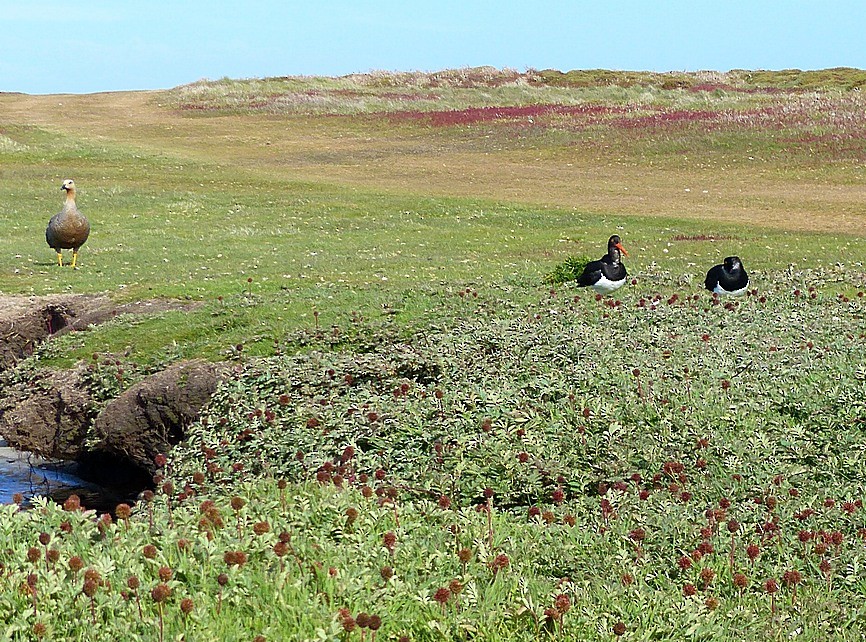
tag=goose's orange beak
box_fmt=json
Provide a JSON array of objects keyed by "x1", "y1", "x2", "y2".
[{"x1": 616, "y1": 242, "x2": 628, "y2": 257}]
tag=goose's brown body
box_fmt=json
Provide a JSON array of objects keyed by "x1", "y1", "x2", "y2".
[{"x1": 46, "y1": 179, "x2": 90, "y2": 267}]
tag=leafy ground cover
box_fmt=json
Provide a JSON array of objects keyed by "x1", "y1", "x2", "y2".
[
  {"x1": 2, "y1": 277, "x2": 866, "y2": 640},
  {"x1": 1, "y1": 68, "x2": 866, "y2": 640}
]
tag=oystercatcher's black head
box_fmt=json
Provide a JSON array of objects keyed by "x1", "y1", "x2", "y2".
[
  {"x1": 607, "y1": 235, "x2": 628, "y2": 260},
  {"x1": 724, "y1": 256, "x2": 742, "y2": 272}
]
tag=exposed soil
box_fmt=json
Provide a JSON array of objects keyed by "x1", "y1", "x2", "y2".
[
  {"x1": 0, "y1": 295, "x2": 201, "y2": 372},
  {"x1": 0, "y1": 294, "x2": 222, "y2": 498}
]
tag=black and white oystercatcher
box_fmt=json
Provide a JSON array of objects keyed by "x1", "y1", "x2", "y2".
[
  {"x1": 704, "y1": 256, "x2": 749, "y2": 295},
  {"x1": 576, "y1": 235, "x2": 629, "y2": 294},
  {"x1": 46, "y1": 179, "x2": 90, "y2": 268}
]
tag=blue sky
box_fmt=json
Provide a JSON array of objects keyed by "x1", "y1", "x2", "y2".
[{"x1": 2, "y1": 1, "x2": 864, "y2": 94}]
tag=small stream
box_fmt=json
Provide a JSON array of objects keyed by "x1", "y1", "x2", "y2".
[{"x1": 1, "y1": 441, "x2": 139, "y2": 513}]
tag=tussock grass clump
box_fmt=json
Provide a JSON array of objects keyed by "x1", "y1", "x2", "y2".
[{"x1": 543, "y1": 255, "x2": 591, "y2": 285}]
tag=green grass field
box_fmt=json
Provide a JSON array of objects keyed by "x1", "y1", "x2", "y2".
[{"x1": 0, "y1": 68, "x2": 865, "y2": 640}]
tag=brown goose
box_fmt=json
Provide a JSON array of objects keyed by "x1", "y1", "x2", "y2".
[{"x1": 46, "y1": 179, "x2": 90, "y2": 267}]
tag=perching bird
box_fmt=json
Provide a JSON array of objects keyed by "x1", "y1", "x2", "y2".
[
  {"x1": 705, "y1": 256, "x2": 749, "y2": 295},
  {"x1": 576, "y1": 234, "x2": 629, "y2": 294},
  {"x1": 46, "y1": 179, "x2": 90, "y2": 268}
]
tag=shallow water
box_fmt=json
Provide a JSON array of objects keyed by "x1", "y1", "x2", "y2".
[{"x1": 0, "y1": 442, "x2": 136, "y2": 512}]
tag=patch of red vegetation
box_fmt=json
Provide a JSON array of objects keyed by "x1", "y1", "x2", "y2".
[
  {"x1": 388, "y1": 103, "x2": 628, "y2": 127},
  {"x1": 386, "y1": 102, "x2": 791, "y2": 134}
]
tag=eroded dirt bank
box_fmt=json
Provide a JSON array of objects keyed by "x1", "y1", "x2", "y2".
[{"x1": 0, "y1": 295, "x2": 223, "y2": 492}]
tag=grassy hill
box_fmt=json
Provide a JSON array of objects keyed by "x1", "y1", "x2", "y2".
[
  {"x1": 0, "y1": 69, "x2": 865, "y2": 640},
  {"x1": 2, "y1": 67, "x2": 865, "y2": 364}
]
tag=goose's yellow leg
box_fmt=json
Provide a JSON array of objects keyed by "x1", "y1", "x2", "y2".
[
  {"x1": 56, "y1": 251, "x2": 63, "y2": 266},
  {"x1": 71, "y1": 250, "x2": 79, "y2": 268}
]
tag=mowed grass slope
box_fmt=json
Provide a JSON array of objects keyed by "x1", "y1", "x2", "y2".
[{"x1": 0, "y1": 69, "x2": 866, "y2": 641}]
